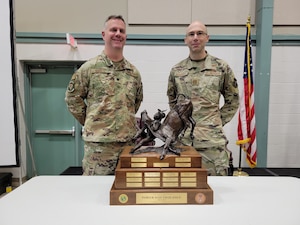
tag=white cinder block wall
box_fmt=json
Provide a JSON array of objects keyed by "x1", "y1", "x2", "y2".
[{"x1": 268, "y1": 46, "x2": 300, "y2": 167}]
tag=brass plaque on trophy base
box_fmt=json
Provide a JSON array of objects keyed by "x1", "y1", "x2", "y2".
[
  {"x1": 114, "y1": 163, "x2": 208, "y2": 189},
  {"x1": 110, "y1": 181, "x2": 213, "y2": 205},
  {"x1": 120, "y1": 146, "x2": 201, "y2": 168}
]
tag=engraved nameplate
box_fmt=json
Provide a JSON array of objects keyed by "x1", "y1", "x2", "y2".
[
  {"x1": 153, "y1": 163, "x2": 169, "y2": 167},
  {"x1": 181, "y1": 172, "x2": 196, "y2": 177},
  {"x1": 131, "y1": 163, "x2": 147, "y2": 168},
  {"x1": 163, "y1": 172, "x2": 179, "y2": 177},
  {"x1": 126, "y1": 172, "x2": 142, "y2": 177},
  {"x1": 181, "y1": 182, "x2": 197, "y2": 187},
  {"x1": 126, "y1": 177, "x2": 142, "y2": 182},
  {"x1": 126, "y1": 183, "x2": 142, "y2": 188},
  {"x1": 144, "y1": 177, "x2": 160, "y2": 182},
  {"x1": 136, "y1": 193, "x2": 187, "y2": 204},
  {"x1": 175, "y1": 163, "x2": 191, "y2": 167},
  {"x1": 144, "y1": 182, "x2": 160, "y2": 187},
  {"x1": 163, "y1": 182, "x2": 179, "y2": 187},
  {"x1": 131, "y1": 158, "x2": 147, "y2": 163},
  {"x1": 175, "y1": 157, "x2": 191, "y2": 162},
  {"x1": 144, "y1": 172, "x2": 160, "y2": 177}
]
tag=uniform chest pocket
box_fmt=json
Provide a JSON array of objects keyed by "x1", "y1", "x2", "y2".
[
  {"x1": 197, "y1": 71, "x2": 223, "y2": 103},
  {"x1": 90, "y1": 68, "x2": 114, "y2": 97},
  {"x1": 200, "y1": 71, "x2": 222, "y2": 91},
  {"x1": 173, "y1": 71, "x2": 192, "y2": 95}
]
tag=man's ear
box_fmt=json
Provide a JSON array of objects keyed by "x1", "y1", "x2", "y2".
[
  {"x1": 184, "y1": 37, "x2": 187, "y2": 45},
  {"x1": 101, "y1": 31, "x2": 105, "y2": 40},
  {"x1": 205, "y1": 34, "x2": 210, "y2": 43}
]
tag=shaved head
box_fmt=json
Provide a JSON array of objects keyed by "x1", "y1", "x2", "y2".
[{"x1": 186, "y1": 21, "x2": 207, "y2": 36}]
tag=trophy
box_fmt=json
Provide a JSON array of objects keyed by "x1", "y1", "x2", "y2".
[{"x1": 110, "y1": 95, "x2": 213, "y2": 205}]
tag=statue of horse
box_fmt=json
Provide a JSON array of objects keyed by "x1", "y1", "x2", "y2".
[{"x1": 131, "y1": 95, "x2": 196, "y2": 159}]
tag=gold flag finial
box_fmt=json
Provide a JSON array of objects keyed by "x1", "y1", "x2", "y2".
[{"x1": 247, "y1": 16, "x2": 251, "y2": 24}]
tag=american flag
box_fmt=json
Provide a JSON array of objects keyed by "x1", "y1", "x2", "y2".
[{"x1": 236, "y1": 18, "x2": 257, "y2": 168}]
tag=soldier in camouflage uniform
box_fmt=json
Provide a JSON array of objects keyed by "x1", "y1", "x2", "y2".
[
  {"x1": 65, "y1": 15, "x2": 143, "y2": 175},
  {"x1": 167, "y1": 21, "x2": 239, "y2": 176}
]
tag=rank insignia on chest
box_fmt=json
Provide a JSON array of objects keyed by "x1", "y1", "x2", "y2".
[{"x1": 192, "y1": 78, "x2": 199, "y2": 86}]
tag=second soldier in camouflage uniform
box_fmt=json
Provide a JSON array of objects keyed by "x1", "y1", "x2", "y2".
[
  {"x1": 65, "y1": 15, "x2": 143, "y2": 175},
  {"x1": 167, "y1": 21, "x2": 239, "y2": 176}
]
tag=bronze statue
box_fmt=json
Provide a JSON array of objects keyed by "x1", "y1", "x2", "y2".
[{"x1": 131, "y1": 94, "x2": 196, "y2": 159}]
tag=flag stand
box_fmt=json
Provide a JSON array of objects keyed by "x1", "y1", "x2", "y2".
[{"x1": 233, "y1": 145, "x2": 249, "y2": 176}]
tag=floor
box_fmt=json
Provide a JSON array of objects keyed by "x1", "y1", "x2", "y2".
[
  {"x1": 0, "y1": 186, "x2": 14, "y2": 198},
  {"x1": 0, "y1": 173, "x2": 25, "y2": 199}
]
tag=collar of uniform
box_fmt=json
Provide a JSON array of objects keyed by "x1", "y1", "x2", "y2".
[
  {"x1": 186, "y1": 53, "x2": 213, "y2": 71},
  {"x1": 100, "y1": 51, "x2": 132, "y2": 70}
]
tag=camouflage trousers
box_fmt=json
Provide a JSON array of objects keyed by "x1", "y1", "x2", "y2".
[
  {"x1": 82, "y1": 141, "x2": 132, "y2": 175},
  {"x1": 195, "y1": 145, "x2": 231, "y2": 176}
]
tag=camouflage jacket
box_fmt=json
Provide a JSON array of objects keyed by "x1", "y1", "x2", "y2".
[
  {"x1": 65, "y1": 51, "x2": 143, "y2": 142},
  {"x1": 167, "y1": 53, "x2": 239, "y2": 148}
]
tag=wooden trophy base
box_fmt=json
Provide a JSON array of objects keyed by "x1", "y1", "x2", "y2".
[
  {"x1": 110, "y1": 146, "x2": 213, "y2": 205},
  {"x1": 110, "y1": 181, "x2": 213, "y2": 205}
]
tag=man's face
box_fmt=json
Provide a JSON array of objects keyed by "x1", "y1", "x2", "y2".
[
  {"x1": 184, "y1": 22, "x2": 209, "y2": 54},
  {"x1": 102, "y1": 19, "x2": 126, "y2": 49}
]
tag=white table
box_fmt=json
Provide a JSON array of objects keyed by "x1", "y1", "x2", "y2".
[{"x1": 0, "y1": 176, "x2": 299, "y2": 225}]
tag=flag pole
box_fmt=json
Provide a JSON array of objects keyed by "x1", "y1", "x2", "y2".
[
  {"x1": 233, "y1": 15, "x2": 253, "y2": 177},
  {"x1": 233, "y1": 145, "x2": 249, "y2": 176}
]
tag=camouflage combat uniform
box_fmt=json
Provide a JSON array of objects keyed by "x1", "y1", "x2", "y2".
[
  {"x1": 65, "y1": 51, "x2": 143, "y2": 175},
  {"x1": 167, "y1": 53, "x2": 239, "y2": 176}
]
